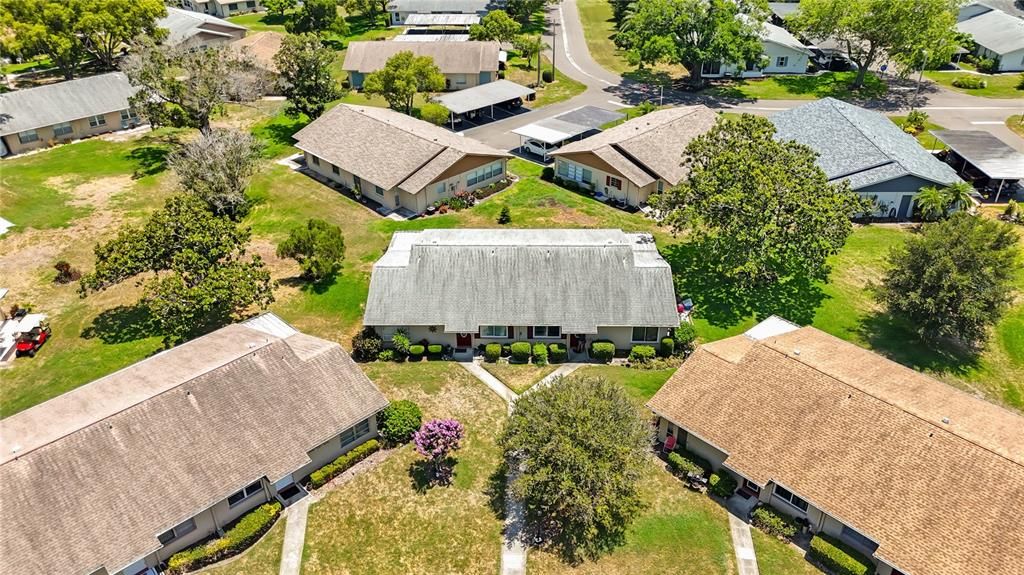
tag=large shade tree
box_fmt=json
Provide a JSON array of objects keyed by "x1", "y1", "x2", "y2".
[
  {"x1": 652, "y1": 114, "x2": 870, "y2": 285},
  {"x1": 286, "y1": 0, "x2": 348, "y2": 35},
  {"x1": 500, "y1": 376, "x2": 651, "y2": 563},
  {"x1": 790, "y1": 0, "x2": 961, "y2": 88},
  {"x1": 469, "y1": 10, "x2": 521, "y2": 43},
  {"x1": 168, "y1": 128, "x2": 265, "y2": 219},
  {"x1": 273, "y1": 33, "x2": 341, "y2": 119},
  {"x1": 876, "y1": 213, "x2": 1019, "y2": 347},
  {"x1": 363, "y1": 51, "x2": 445, "y2": 114}
]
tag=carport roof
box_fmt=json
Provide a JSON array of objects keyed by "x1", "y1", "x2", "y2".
[
  {"x1": 435, "y1": 80, "x2": 535, "y2": 114},
  {"x1": 512, "y1": 106, "x2": 626, "y2": 145},
  {"x1": 403, "y1": 13, "x2": 480, "y2": 25},
  {"x1": 931, "y1": 130, "x2": 1024, "y2": 180}
]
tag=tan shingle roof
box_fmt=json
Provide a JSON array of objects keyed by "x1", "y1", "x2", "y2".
[
  {"x1": 292, "y1": 104, "x2": 509, "y2": 193},
  {"x1": 231, "y1": 31, "x2": 285, "y2": 72},
  {"x1": 342, "y1": 40, "x2": 500, "y2": 74},
  {"x1": 648, "y1": 326, "x2": 1024, "y2": 575},
  {"x1": 551, "y1": 105, "x2": 719, "y2": 186},
  {"x1": 0, "y1": 315, "x2": 388, "y2": 575}
]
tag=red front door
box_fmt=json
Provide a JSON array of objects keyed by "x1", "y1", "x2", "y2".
[{"x1": 456, "y1": 333, "x2": 472, "y2": 347}]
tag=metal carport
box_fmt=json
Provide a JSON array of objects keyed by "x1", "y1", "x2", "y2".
[
  {"x1": 435, "y1": 80, "x2": 536, "y2": 128},
  {"x1": 403, "y1": 13, "x2": 480, "y2": 26},
  {"x1": 511, "y1": 105, "x2": 626, "y2": 162},
  {"x1": 932, "y1": 130, "x2": 1024, "y2": 202}
]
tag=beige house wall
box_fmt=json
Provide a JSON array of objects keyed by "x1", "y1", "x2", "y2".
[
  {"x1": 3, "y1": 110, "x2": 136, "y2": 156},
  {"x1": 374, "y1": 324, "x2": 668, "y2": 352},
  {"x1": 553, "y1": 155, "x2": 655, "y2": 206}
]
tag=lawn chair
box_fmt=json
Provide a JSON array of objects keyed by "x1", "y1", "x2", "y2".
[{"x1": 662, "y1": 434, "x2": 677, "y2": 454}]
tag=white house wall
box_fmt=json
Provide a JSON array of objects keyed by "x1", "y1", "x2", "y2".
[
  {"x1": 706, "y1": 41, "x2": 809, "y2": 78},
  {"x1": 374, "y1": 325, "x2": 669, "y2": 351}
]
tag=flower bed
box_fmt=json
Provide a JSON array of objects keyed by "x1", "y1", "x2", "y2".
[{"x1": 309, "y1": 439, "x2": 380, "y2": 489}]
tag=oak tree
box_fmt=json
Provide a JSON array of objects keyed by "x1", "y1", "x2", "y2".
[
  {"x1": 273, "y1": 33, "x2": 342, "y2": 119},
  {"x1": 276, "y1": 218, "x2": 346, "y2": 281},
  {"x1": 363, "y1": 51, "x2": 445, "y2": 114}
]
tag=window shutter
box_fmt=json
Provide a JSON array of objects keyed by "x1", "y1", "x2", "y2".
[
  {"x1": 507, "y1": 326, "x2": 515, "y2": 339},
  {"x1": 605, "y1": 175, "x2": 611, "y2": 186},
  {"x1": 527, "y1": 326, "x2": 533, "y2": 338}
]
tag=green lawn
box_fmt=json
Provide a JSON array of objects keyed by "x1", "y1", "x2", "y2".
[
  {"x1": 574, "y1": 0, "x2": 687, "y2": 82},
  {"x1": 302, "y1": 362, "x2": 505, "y2": 575},
  {"x1": 481, "y1": 362, "x2": 558, "y2": 394},
  {"x1": 923, "y1": 71, "x2": 1024, "y2": 98},
  {"x1": 226, "y1": 11, "x2": 290, "y2": 32},
  {"x1": 574, "y1": 365, "x2": 675, "y2": 402},
  {"x1": 1008, "y1": 115, "x2": 1024, "y2": 140},
  {"x1": 704, "y1": 71, "x2": 887, "y2": 100},
  {"x1": 506, "y1": 54, "x2": 588, "y2": 108},
  {"x1": 202, "y1": 517, "x2": 287, "y2": 575},
  {"x1": 751, "y1": 530, "x2": 819, "y2": 575},
  {"x1": 2, "y1": 55, "x2": 54, "y2": 75},
  {"x1": 528, "y1": 456, "x2": 734, "y2": 574},
  {"x1": 887, "y1": 115, "x2": 947, "y2": 151}
]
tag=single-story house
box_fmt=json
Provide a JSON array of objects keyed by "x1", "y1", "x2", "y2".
[
  {"x1": 230, "y1": 31, "x2": 285, "y2": 73},
  {"x1": 647, "y1": 316, "x2": 1024, "y2": 575},
  {"x1": 0, "y1": 72, "x2": 143, "y2": 157},
  {"x1": 363, "y1": 228, "x2": 680, "y2": 353},
  {"x1": 158, "y1": 6, "x2": 248, "y2": 49},
  {"x1": 178, "y1": 0, "x2": 262, "y2": 18},
  {"x1": 549, "y1": 105, "x2": 719, "y2": 206},
  {"x1": 701, "y1": 20, "x2": 811, "y2": 77},
  {"x1": 0, "y1": 313, "x2": 388, "y2": 575},
  {"x1": 386, "y1": 0, "x2": 498, "y2": 25},
  {"x1": 342, "y1": 41, "x2": 501, "y2": 90},
  {"x1": 956, "y1": 5, "x2": 1024, "y2": 72},
  {"x1": 293, "y1": 104, "x2": 511, "y2": 214},
  {"x1": 771, "y1": 98, "x2": 962, "y2": 219}
]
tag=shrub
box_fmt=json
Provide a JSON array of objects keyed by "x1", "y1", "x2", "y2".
[
  {"x1": 510, "y1": 341, "x2": 532, "y2": 362},
  {"x1": 427, "y1": 344, "x2": 443, "y2": 356},
  {"x1": 751, "y1": 506, "x2": 799, "y2": 540},
  {"x1": 351, "y1": 327, "x2": 383, "y2": 362},
  {"x1": 408, "y1": 344, "x2": 425, "y2": 358},
  {"x1": 709, "y1": 472, "x2": 738, "y2": 498},
  {"x1": 166, "y1": 501, "x2": 282, "y2": 574},
  {"x1": 975, "y1": 57, "x2": 998, "y2": 74},
  {"x1": 629, "y1": 345, "x2": 656, "y2": 363},
  {"x1": 590, "y1": 341, "x2": 615, "y2": 362},
  {"x1": 952, "y1": 75, "x2": 987, "y2": 89},
  {"x1": 378, "y1": 400, "x2": 422, "y2": 445},
  {"x1": 1004, "y1": 199, "x2": 1019, "y2": 218},
  {"x1": 485, "y1": 343, "x2": 502, "y2": 362},
  {"x1": 541, "y1": 166, "x2": 554, "y2": 181},
  {"x1": 53, "y1": 261, "x2": 81, "y2": 284},
  {"x1": 497, "y1": 205, "x2": 512, "y2": 224},
  {"x1": 673, "y1": 321, "x2": 698, "y2": 355},
  {"x1": 548, "y1": 342, "x2": 567, "y2": 363},
  {"x1": 542, "y1": 69, "x2": 554, "y2": 83},
  {"x1": 659, "y1": 337, "x2": 675, "y2": 357},
  {"x1": 419, "y1": 102, "x2": 451, "y2": 126},
  {"x1": 391, "y1": 330, "x2": 411, "y2": 355},
  {"x1": 532, "y1": 343, "x2": 548, "y2": 365},
  {"x1": 666, "y1": 449, "x2": 710, "y2": 476},
  {"x1": 902, "y1": 109, "x2": 928, "y2": 134},
  {"x1": 1018, "y1": 73, "x2": 1024, "y2": 90},
  {"x1": 309, "y1": 439, "x2": 380, "y2": 488},
  {"x1": 808, "y1": 533, "x2": 875, "y2": 575},
  {"x1": 377, "y1": 349, "x2": 395, "y2": 362}
]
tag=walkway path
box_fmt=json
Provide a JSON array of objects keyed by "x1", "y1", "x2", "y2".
[
  {"x1": 727, "y1": 512, "x2": 760, "y2": 575},
  {"x1": 527, "y1": 363, "x2": 584, "y2": 394},
  {"x1": 278, "y1": 498, "x2": 310, "y2": 575},
  {"x1": 460, "y1": 361, "x2": 519, "y2": 409}
]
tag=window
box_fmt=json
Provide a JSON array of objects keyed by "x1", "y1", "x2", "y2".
[
  {"x1": 776, "y1": 56, "x2": 789, "y2": 68},
  {"x1": 375, "y1": 185, "x2": 384, "y2": 196},
  {"x1": 311, "y1": 155, "x2": 320, "y2": 166},
  {"x1": 331, "y1": 164, "x2": 340, "y2": 175},
  {"x1": 558, "y1": 161, "x2": 592, "y2": 184},
  {"x1": 53, "y1": 122, "x2": 73, "y2": 137},
  {"x1": 88, "y1": 115, "x2": 107, "y2": 128},
  {"x1": 157, "y1": 518, "x2": 197, "y2": 545},
  {"x1": 17, "y1": 129, "x2": 38, "y2": 144},
  {"x1": 467, "y1": 162, "x2": 502, "y2": 186},
  {"x1": 340, "y1": 419, "x2": 369, "y2": 447},
  {"x1": 773, "y1": 484, "x2": 809, "y2": 512},
  {"x1": 121, "y1": 108, "x2": 139, "y2": 122},
  {"x1": 482, "y1": 325, "x2": 508, "y2": 338},
  {"x1": 701, "y1": 61, "x2": 722, "y2": 75},
  {"x1": 356, "y1": 418, "x2": 370, "y2": 436},
  {"x1": 227, "y1": 480, "x2": 264, "y2": 507},
  {"x1": 606, "y1": 175, "x2": 622, "y2": 190},
  {"x1": 840, "y1": 525, "x2": 878, "y2": 551},
  {"x1": 453, "y1": 74, "x2": 467, "y2": 85},
  {"x1": 657, "y1": 180, "x2": 664, "y2": 193},
  {"x1": 631, "y1": 327, "x2": 659, "y2": 343},
  {"x1": 436, "y1": 181, "x2": 446, "y2": 197},
  {"x1": 246, "y1": 0, "x2": 256, "y2": 6},
  {"x1": 743, "y1": 479, "x2": 761, "y2": 493},
  {"x1": 533, "y1": 326, "x2": 561, "y2": 338}
]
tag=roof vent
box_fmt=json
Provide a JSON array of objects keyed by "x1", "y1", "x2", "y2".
[
  {"x1": 10, "y1": 445, "x2": 20, "y2": 455},
  {"x1": 247, "y1": 342, "x2": 258, "y2": 349},
  {"x1": 793, "y1": 349, "x2": 800, "y2": 356},
  {"x1": 941, "y1": 417, "x2": 951, "y2": 424}
]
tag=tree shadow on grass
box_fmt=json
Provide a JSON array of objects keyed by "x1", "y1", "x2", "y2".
[
  {"x1": 127, "y1": 145, "x2": 171, "y2": 179},
  {"x1": 408, "y1": 457, "x2": 456, "y2": 494},
  {"x1": 81, "y1": 304, "x2": 161, "y2": 344},
  {"x1": 486, "y1": 459, "x2": 508, "y2": 520},
  {"x1": 660, "y1": 240, "x2": 828, "y2": 328},
  {"x1": 857, "y1": 310, "x2": 981, "y2": 377},
  {"x1": 278, "y1": 272, "x2": 339, "y2": 296}
]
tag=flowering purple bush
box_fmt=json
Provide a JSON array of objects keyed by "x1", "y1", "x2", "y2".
[{"x1": 413, "y1": 418, "x2": 465, "y2": 485}]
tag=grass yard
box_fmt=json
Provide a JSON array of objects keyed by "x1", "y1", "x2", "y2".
[
  {"x1": 574, "y1": 0, "x2": 687, "y2": 83},
  {"x1": 226, "y1": 11, "x2": 290, "y2": 32},
  {"x1": 751, "y1": 530, "x2": 819, "y2": 575},
  {"x1": 923, "y1": 71, "x2": 1024, "y2": 98},
  {"x1": 527, "y1": 455, "x2": 734, "y2": 574},
  {"x1": 506, "y1": 54, "x2": 588, "y2": 108},
  {"x1": 201, "y1": 517, "x2": 287, "y2": 575},
  {"x1": 301, "y1": 362, "x2": 505, "y2": 575},
  {"x1": 1007, "y1": 115, "x2": 1024, "y2": 139},
  {"x1": 573, "y1": 365, "x2": 675, "y2": 402},
  {"x1": 703, "y1": 71, "x2": 887, "y2": 101},
  {"x1": 481, "y1": 362, "x2": 559, "y2": 394},
  {"x1": 2, "y1": 55, "x2": 54, "y2": 75},
  {"x1": 887, "y1": 115, "x2": 947, "y2": 151}
]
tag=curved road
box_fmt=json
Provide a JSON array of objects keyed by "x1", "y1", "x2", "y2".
[{"x1": 468, "y1": 0, "x2": 1024, "y2": 152}]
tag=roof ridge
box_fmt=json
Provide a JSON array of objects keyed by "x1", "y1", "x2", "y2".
[
  {"x1": 348, "y1": 105, "x2": 469, "y2": 153},
  {"x1": 827, "y1": 99, "x2": 894, "y2": 168},
  {"x1": 754, "y1": 337, "x2": 1023, "y2": 469},
  {"x1": 0, "y1": 71, "x2": 124, "y2": 97}
]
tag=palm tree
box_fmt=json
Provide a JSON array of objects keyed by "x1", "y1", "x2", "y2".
[
  {"x1": 944, "y1": 181, "x2": 975, "y2": 213},
  {"x1": 915, "y1": 186, "x2": 948, "y2": 221}
]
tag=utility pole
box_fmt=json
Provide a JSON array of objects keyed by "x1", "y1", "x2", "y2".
[
  {"x1": 537, "y1": 34, "x2": 542, "y2": 85},
  {"x1": 550, "y1": 13, "x2": 557, "y2": 83},
  {"x1": 912, "y1": 49, "x2": 928, "y2": 110}
]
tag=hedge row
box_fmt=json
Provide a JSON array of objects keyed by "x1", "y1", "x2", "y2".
[
  {"x1": 309, "y1": 439, "x2": 380, "y2": 489},
  {"x1": 629, "y1": 345, "x2": 656, "y2": 363},
  {"x1": 166, "y1": 502, "x2": 282, "y2": 574},
  {"x1": 510, "y1": 341, "x2": 531, "y2": 362},
  {"x1": 484, "y1": 342, "x2": 568, "y2": 363},
  {"x1": 751, "y1": 505, "x2": 799, "y2": 539},
  {"x1": 809, "y1": 533, "x2": 875, "y2": 575},
  {"x1": 590, "y1": 341, "x2": 615, "y2": 361},
  {"x1": 532, "y1": 343, "x2": 548, "y2": 365},
  {"x1": 666, "y1": 448, "x2": 711, "y2": 476},
  {"x1": 709, "y1": 472, "x2": 737, "y2": 498}
]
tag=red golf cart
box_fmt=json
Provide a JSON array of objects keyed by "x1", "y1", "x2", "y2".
[{"x1": 15, "y1": 323, "x2": 51, "y2": 358}]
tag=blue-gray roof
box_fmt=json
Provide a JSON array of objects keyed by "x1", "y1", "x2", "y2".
[
  {"x1": 770, "y1": 98, "x2": 960, "y2": 189},
  {"x1": 0, "y1": 73, "x2": 138, "y2": 136}
]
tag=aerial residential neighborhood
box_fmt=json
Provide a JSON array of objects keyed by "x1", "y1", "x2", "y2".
[{"x1": 1, "y1": 0, "x2": 1023, "y2": 574}]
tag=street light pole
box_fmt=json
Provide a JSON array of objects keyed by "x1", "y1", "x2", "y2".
[
  {"x1": 551, "y1": 15, "x2": 557, "y2": 83},
  {"x1": 912, "y1": 49, "x2": 928, "y2": 110}
]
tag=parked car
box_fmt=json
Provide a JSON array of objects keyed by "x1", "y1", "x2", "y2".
[{"x1": 521, "y1": 138, "x2": 561, "y2": 158}]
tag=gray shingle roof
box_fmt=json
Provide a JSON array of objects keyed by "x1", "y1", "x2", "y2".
[
  {"x1": 363, "y1": 229, "x2": 680, "y2": 332},
  {"x1": 158, "y1": 7, "x2": 247, "y2": 46},
  {"x1": 0, "y1": 72, "x2": 138, "y2": 136},
  {"x1": 292, "y1": 104, "x2": 509, "y2": 193},
  {"x1": 342, "y1": 41, "x2": 501, "y2": 74},
  {"x1": 761, "y1": 21, "x2": 810, "y2": 54},
  {"x1": 552, "y1": 105, "x2": 719, "y2": 187},
  {"x1": 0, "y1": 314, "x2": 388, "y2": 575},
  {"x1": 387, "y1": 0, "x2": 497, "y2": 14},
  {"x1": 957, "y1": 8, "x2": 1024, "y2": 54},
  {"x1": 770, "y1": 98, "x2": 960, "y2": 189}
]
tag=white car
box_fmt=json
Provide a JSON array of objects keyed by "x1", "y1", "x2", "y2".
[{"x1": 521, "y1": 138, "x2": 561, "y2": 158}]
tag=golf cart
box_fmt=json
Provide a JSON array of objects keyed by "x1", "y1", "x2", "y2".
[{"x1": 15, "y1": 322, "x2": 51, "y2": 357}]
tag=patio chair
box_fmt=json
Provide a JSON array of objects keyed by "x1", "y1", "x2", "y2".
[{"x1": 662, "y1": 434, "x2": 677, "y2": 453}]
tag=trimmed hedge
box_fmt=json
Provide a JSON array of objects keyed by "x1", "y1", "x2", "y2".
[
  {"x1": 378, "y1": 400, "x2": 422, "y2": 445},
  {"x1": 952, "y1": 75, "x2": 987, "y2": 89},
  {"x1": 590, "y1": 341, "x2": 615, "y2": 362},
  {"x1": 751, "y1": 505, "x2": 799, "y2": 539},
  {"x1": 309, "y1": 439, "x2": 380, "y2": 489},
  {"x1": 408, "y1": 345, "x2": 425, "y2": 358},
  {"x1": 666, "y1": 449, "x2": 710, "y2": 476},
  {"x1": 548, "y1": 342, "x2": 567, "y2": 363},
  {"x1": 629, "y1": 345, "x2": 656, "y2": 363},
  {"x1": 427, "y1": 344, "x2": 443, "y2": 356},
  {"x1": 532, "y1": 343, "x2": 548, "y2": 365},
  {"x1": 709, "y1": 472, "x2": 738, "y2": 498},
  {"x1": 809, "y1": 533, "x2": 875, "y2": 575},
  {"x1": 659, "y1": 337, "x2": 675, "y2": 357},
  {"x1": 484, "y1": 343, "x2": 501, "y2": 362},
  {"x1": 166, "y1": 501, "x2": 282, "y2": 574},
  {"x1": 510, "y1": 341, "x2": 532, "y2": 362}
]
